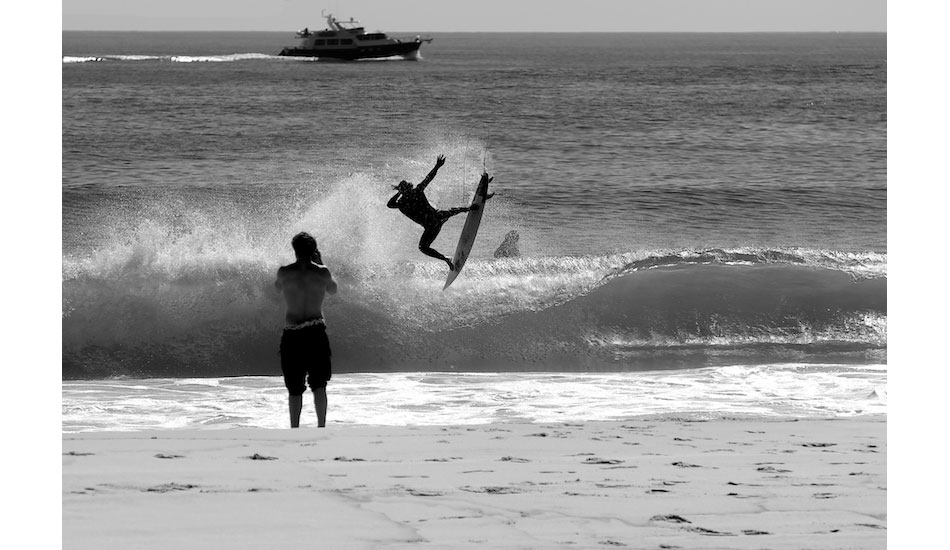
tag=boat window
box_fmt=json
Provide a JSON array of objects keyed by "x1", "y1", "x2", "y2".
[
  {"x1": 314, "y1": 39, "x2": 325, "y2": 46},
  {"x1": 327, "y1": 39, "x2": 339, "y2": 45},
  {"x1": 359, "y1": 33, "x2": 386, "y2": 41},
  {"x1": 341, "y1": 39, "x2": 353, "y2": 45}
]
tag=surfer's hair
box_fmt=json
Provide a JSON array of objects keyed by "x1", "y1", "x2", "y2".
[{"x1": 291, "y1": 232, "x2": 318, "y2": 259}]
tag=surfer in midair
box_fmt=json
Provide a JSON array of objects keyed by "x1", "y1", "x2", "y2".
[{"x1": 387, "y1": 154, "x2": 493, "y2": 271}]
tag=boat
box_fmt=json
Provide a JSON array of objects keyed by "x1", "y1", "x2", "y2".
[{"x1": 278, "y1": 12, "x2": 432, "y2": 60}]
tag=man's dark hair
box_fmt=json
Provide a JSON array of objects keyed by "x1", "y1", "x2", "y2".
[{"x1": 291, "y1": 232, "x2": 318, "y2": 259}]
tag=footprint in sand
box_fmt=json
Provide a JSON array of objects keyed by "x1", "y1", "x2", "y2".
[
  {"x1": 757, "y1": 465, "x2": 792, "y2": 473},
  {"x1": 584, "y1": 458, "x2": 624, "y2": 465},
  {"x1": 686, "y1": 526, "x2": 735, "y2": 536},
  {"x1": 246, "y1": 453, "x2": 277, "y2": 461},
  {"x1": 650, "y1": 514, "x2": 691, "y2": 524},
  {"x1": 596, "y1": 483, "x2": 635, "y2": 489},
  {"x1": 500, "y1": 456, "x2": 531, "y2": 463},
  {"x1": 145, "y1": 483, "x2": 198, "y2": 493},
  {"x1": 407, "y1": 488, "x2": 444, "y2": 497},
  {"x1": 155, "y1": 453, "x2": 184, "y2": 459},
  {"x1": 460, "y1": 485, "x2": 522, "y2": 494}
]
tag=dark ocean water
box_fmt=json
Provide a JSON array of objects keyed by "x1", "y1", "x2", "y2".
[{"x1": 62, "y1": 31, "x2": 886, "y2": 380}]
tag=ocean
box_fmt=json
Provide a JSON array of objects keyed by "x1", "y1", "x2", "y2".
[{"x1": 62, "y1": 31, "x2": 886, "y2": 431}]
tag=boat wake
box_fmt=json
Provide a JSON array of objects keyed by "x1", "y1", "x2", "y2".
[{"x1": 63, "y1": 53, "x2": 280, "y2": 64}]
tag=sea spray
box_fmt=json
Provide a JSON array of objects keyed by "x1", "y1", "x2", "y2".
[{"x1": 62, "y1": 141, "x2": 884, "y2": 378}]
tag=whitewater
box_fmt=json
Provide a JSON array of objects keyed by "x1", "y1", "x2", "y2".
[{"x1": 62, "y1": 366, "x2": 887, "y2": 433}]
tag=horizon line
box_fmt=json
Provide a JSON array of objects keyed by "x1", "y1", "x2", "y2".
[{"x1": 62, "y1": 29, "x2": 887, "y2": 34}]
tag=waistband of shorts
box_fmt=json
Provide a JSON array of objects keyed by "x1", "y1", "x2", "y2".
[{"x1": 284, "y1": 318, "x2": 326, "y2": 331}]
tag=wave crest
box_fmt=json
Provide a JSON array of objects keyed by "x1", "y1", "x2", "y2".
[{"x1": 63, "y1": 246, "x2": 887, "y2": 378}]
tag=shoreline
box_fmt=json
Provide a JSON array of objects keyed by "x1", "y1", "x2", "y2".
[
  {"x1": 64, "y1": 415, "x2": 886, "y2": 549},
  {"x1": 62, "y1": 367, "x2": 888, "y2": 433}
]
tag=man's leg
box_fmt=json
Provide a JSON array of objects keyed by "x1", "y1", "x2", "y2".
[
  {"x1": 445, "y1": 206, "x2": 470, "y2": 217},
  {"x1": 314, "y1": 387, "x2": 327, "y2": 428},
  {"x1": 281, "y1": 329, "x2": 307, "y2": 428},
  {"x1": 419, "y1": 223, "x2": 454, "y2": 270},
  {"x1": 288, "y1": 394, "x2": 303, "y2": 428}
]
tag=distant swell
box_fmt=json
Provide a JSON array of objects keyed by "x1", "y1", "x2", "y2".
[{"x1": 62, "y1": 248, "x2": 886, "y2": 379}]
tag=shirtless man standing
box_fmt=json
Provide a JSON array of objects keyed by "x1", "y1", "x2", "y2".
[{"x1": 275, "y1": 232, "x2": 338, "y2": 428}]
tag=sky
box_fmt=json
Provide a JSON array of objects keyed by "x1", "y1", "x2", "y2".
[{"x1": 61, "y1": 0, "x2": 887, "y2": 32}]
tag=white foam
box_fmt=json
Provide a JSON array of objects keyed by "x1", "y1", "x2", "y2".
[
  {"x1": 170, "y1": 53, "x2": 276, "y2": 63},
  {"x1": 63, "y1": 56, "x2": 103, "y2": 64},
  {"x1": 64, "y1": 53, "x2": 278, "y2": 64},
  {"x1": 62, "y1": 364, "x2": 888, "y2": 432}
]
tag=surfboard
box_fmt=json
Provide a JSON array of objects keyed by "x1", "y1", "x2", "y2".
[{"x1": 443, "y1": 172, "x2": 492, "y2": 290}]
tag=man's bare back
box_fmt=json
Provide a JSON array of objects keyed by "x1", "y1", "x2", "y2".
[{"x1": 275, "y1": 261, "x2": 338, "y2": 325}]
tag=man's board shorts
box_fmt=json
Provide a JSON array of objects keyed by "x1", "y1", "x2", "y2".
[{"x1": 279, "y1": 319, "x2": 331, "y2": 396}]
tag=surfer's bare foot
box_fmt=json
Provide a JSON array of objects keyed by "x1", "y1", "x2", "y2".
[
  {"x1": 446, "y1": 260, "x2": 455, "y2": 271},
  {"x1": 485, "y1": 193, "x2": 495, "y2": 201}
]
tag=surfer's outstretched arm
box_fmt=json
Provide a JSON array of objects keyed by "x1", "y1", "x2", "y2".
[{"x1": 418, "y1": 154, "x2": 446, "y2": 191}]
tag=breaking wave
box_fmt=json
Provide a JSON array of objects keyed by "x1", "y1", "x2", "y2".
[{"x1": 63, "y1": 242, "x2": 886, "y2": 379}]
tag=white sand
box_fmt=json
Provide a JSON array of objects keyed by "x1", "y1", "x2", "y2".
[{"x1": 63, "y1": 417, "x2": 885, "y2": 549}]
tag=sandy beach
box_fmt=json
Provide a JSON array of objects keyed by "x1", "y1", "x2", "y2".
[{"x1": 63, "y1": 416, "x2": 885, "y2": 549}]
